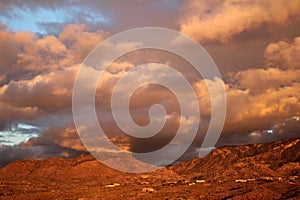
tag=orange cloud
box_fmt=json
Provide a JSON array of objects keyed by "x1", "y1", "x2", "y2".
[
  {"x1": 0, "y1": 65, "x2": 78, "y2": 111},
  {"x1": 25, "y1": 125, "x2": 86, "y2": 152},
  {"x1": 179, "y1": 0, "x2": 300, "y2": 43},
  {"x1": 224, "y1": 68, "x2": 300, "y2": 134},
  {"x1": 0, "y1": 24, "x2": 109, "y2": 121},
  {"x1": 265, "y1": 37, "x2": 300, "y2": 69},
  {"x1": 59, "y1": 24, "x2": 110, "y2": 62}
]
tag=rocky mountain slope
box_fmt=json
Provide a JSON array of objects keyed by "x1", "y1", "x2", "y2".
[
  {"x1": 170, "y1": 138, "x2": 300, "y2": 180},
  {"x1": 0, "y1": 139, "x2": 299, "y2": 199}
]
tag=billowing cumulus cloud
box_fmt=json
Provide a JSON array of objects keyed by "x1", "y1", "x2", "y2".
[
  {"x1": 0, "y1": 65, "x2": 77, "y2": 111},
  {"x1": 265, "y1": 37, "x2": 300, "y2": 69},
  {"x1": 218, "y1": 36, "x2": 300, "y2": 135},
  {"x1": 225, "y1": 79, "x2": 300, "y2": 134},
  {"x1": 59, "y1": 24, "x2": 109, "y2": 62},
  {"x1": 1, "y1": 33, "x2": 299, "y2": 166},
  {"x1": 0, "y1": 24, "x2": 108, "y2": 86},
  {"x1": 227, "y1": 68, "x2": 300, "y2": 95},
  {"x1": 0, "y1": 24, "x2": 109, "y2": 122},
  {"x1": 179, "y1": 0, "x2": 300, "y2": 43},
  {"x1": 24, "y1": 125, "x2": 85, "y2": 152},
  {"x1": 89, "y1": 45, "x2": 299, "y2": 159}
]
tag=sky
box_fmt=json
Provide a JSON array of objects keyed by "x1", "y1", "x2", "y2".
[{"x1": 0, "y1": 0, "x2": 299, "y2": 167}]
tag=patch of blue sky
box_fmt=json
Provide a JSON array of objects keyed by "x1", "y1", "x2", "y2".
[
  {"x1": 0, "y1": 5, "x2": 110, "y2": 34},
  {"x1": 0, "y1": 7, "x2": 66, "y2": 34},
  {"x1": 18, "y1": 123, "x2": 40, "y2": 130},
  {"x1": 69, "y1": 5, "x2": 111, "y2": 26},
  {"x1": 0, "y1": 123, "x2": 42, "y2": 146}
]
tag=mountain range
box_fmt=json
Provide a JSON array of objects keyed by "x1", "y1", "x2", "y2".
[{"x1": 0, "y1": 138, "x2": 299, "y2": 199}]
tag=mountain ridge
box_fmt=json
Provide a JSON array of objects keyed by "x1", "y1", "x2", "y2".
[{"x1": 0, "y1": 138, "x2": 299, "y2": 199}]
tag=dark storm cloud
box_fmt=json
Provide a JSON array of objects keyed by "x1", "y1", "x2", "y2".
[
  {"x1": 217, "y1": 116, "x2": 300, "y2": 146},
  {"x1": 24, "y1": 125, "x2": 85, "y2": 152},
  {"x1": 0, "y1": 119, "x2": 12, "y2": 131},
  {"x1": 0, "y1": 124, "x2": 87, "y2": 168},
  {"x1": 0, "y1": 145, "x2": 87, "y2": 168}
]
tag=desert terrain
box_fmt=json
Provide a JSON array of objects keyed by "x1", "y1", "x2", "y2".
[{"x1": 0, "y1": 139, "x2": 299, "y2": 199}]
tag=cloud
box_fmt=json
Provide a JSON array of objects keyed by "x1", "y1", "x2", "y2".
[
  {"x1": 0, "y1": 2, "x2": 299, "y2": 167},
  {"x1": 0, "y1": 146, "x2": 45, "y2": 168},
  {"x1": 0, "y1": 0, "x2": 67, "y2": 13},
  {"x1": 273, "y1": 116, "x2": 300, "y2": 138},
  {"x1": 50, "y1": 39, "x2": 300, "y2": 159},
  {"x1": 0, "y1": 24, "x2": 108, "y2": 85},
  {"x1": 227, "y1": 67, "x2": 300, "y2": 95},
  {"x1": 0, "y1": 144, "x2": 86, "y2": 168},
  {"x1": 0, "y1": 124, "x2": 87, "y2": 168},
  {"x1": 0, "y1": 0, "x2": 182, "y2": 34},
  {"x1": 0, "y1": 119, "x2": 12, "y2": 131},
  {"x1": 179, "y1": 0, "x2": 300, "y2": 43},
  {"x1": 24, "y1": 125, "x2": 85, "y2": 152},
  {"x1": 0, "y1": 102, "x2": 40, "y2": 121},
  {"x1": 0, "y1": 24, "x2": 108, "y2": 122},
  {"x1": 265, "y1": 37, "x2": 300, "y2": 69},
  {"x1": 224, "y1": 71, "x2": 300, "y2": 134},
  {"x1": 59, "y1": 24, "x2": 109, "y2": 62},
  {"x1": 0, "y1": 122, "x2": 41, "y2": 145},
  {"x1": 193, "y1": 66, "x2": 300, "y2": 136},
  {"x1": 216, "y1": 37, "x2": 300, "y2": 135},
  {"x1": 0, "y1": 65, "x2": 77, "y2": 110},
  {"x1": 218, "y1": 116, "x2": 300, "y2": 146},
  {"x1": 72, "y1": 0, "x2": 183, "y2": 31},
  {"x1": 0, "y1": 30, "x2": 20, "y2": 80}
]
